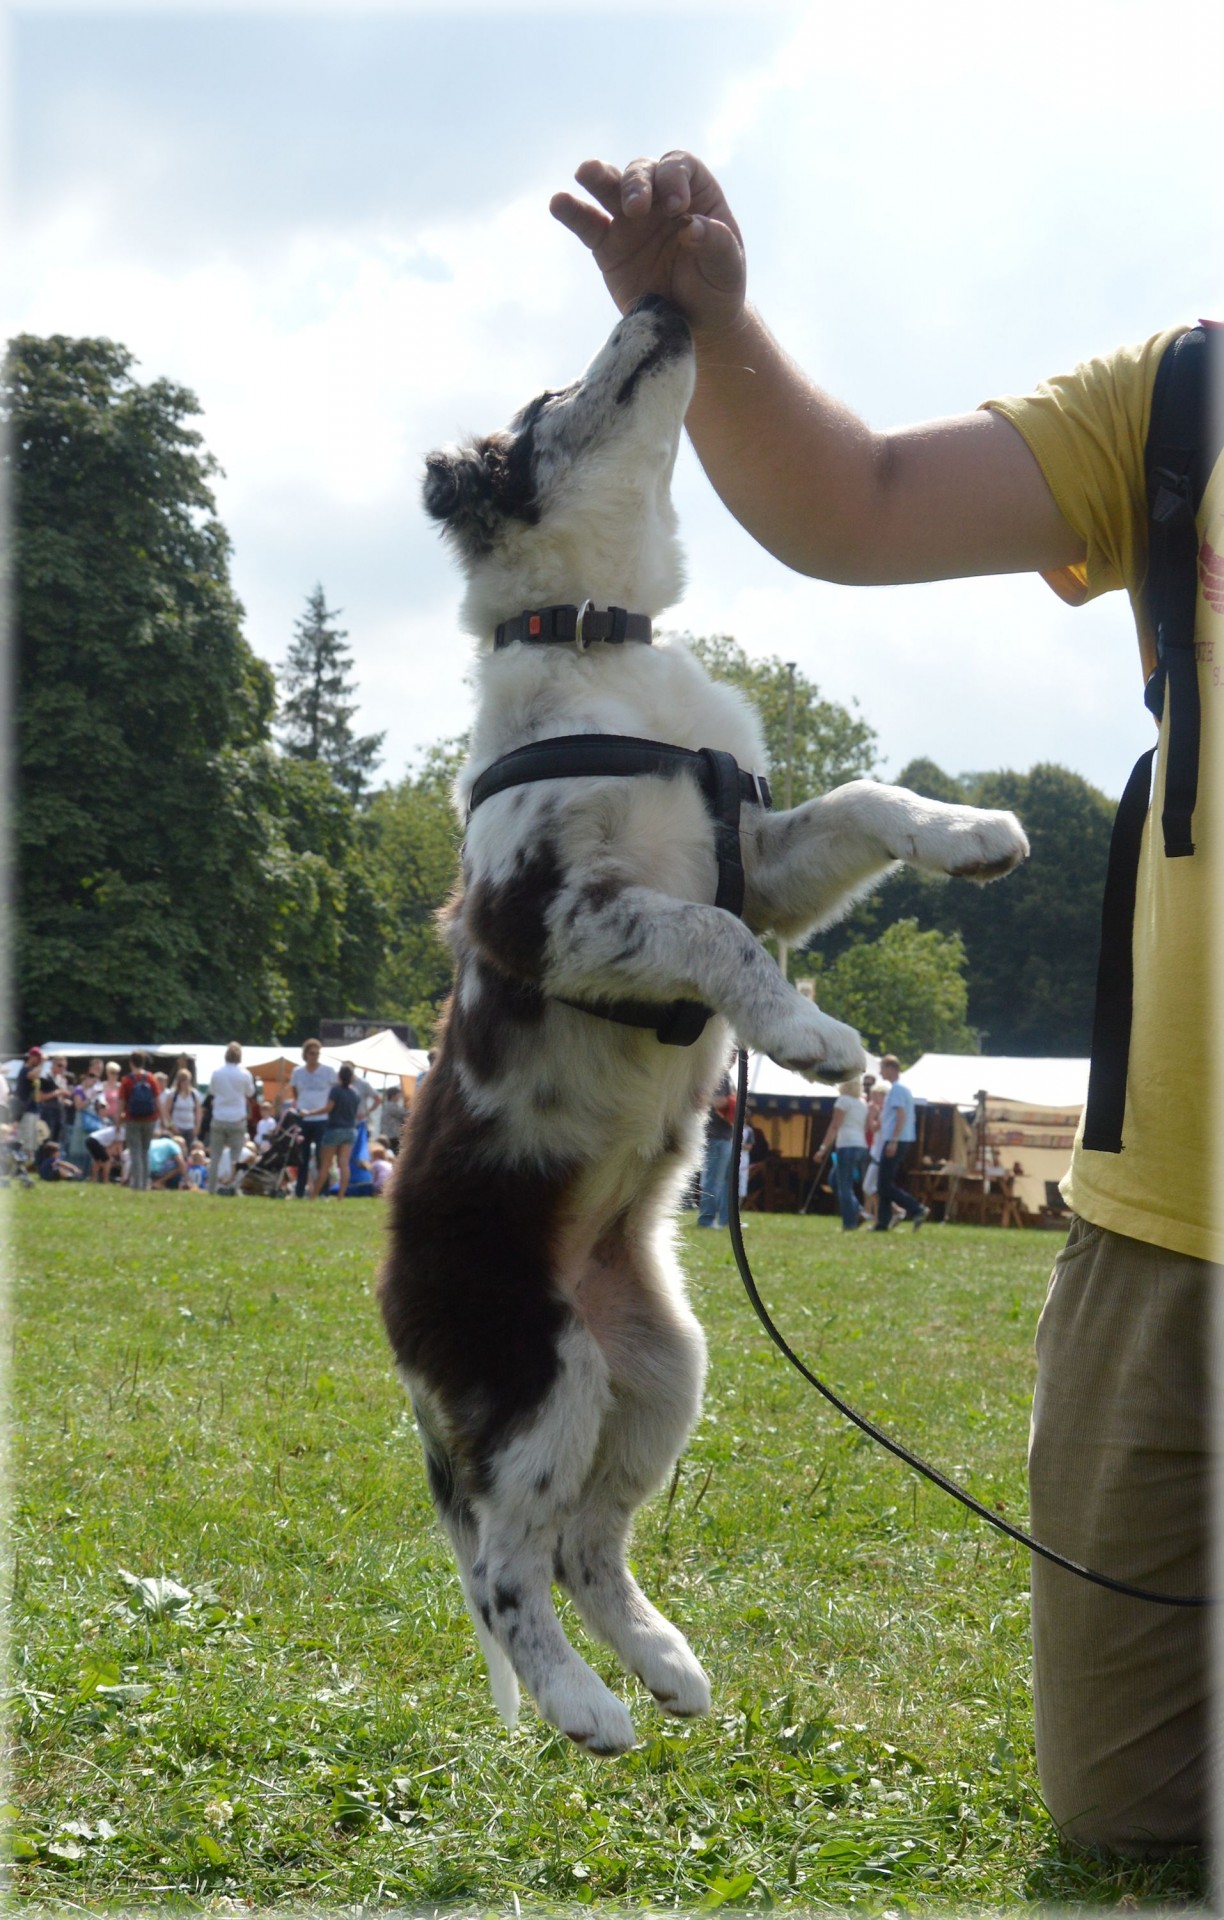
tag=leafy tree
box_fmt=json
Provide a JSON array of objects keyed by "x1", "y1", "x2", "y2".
[
  {"x1": 278, "y1": 584, "x2": 384, "y2": 802},
  {"x1": 364, "y1": 741, "x2": 466, "y2": 1042},
  {"x1": 805, "y1": 919, "x2": 975, "y2": 1066},
  {"x1": 4, "y1": 333, "x2": 287, "y2": 1038},
  {"x1": 675, "y1": 633, "x2": 878, "y2": 802},
  {"x1": 807, "y1": 758, "x2": 1116, "y2": 1054},
  {"x1": 269, "y1": 757, "x2": 390, "y2": 1032}
]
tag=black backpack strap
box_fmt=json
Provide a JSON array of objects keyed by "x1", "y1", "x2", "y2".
[
  {"x1": 1081, "y1": 325, "x2": 1218, "y2": 1151},
  {"x1": 1081, "y1": 746, "x2": 1156, "y2": 1152},
  {"x1": 1144, "y1": 325, "x2": 1212, "y2": 857}
]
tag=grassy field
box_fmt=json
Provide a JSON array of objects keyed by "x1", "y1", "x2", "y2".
[{"x1": 5, "y1": 1187, "x2": 1207, "y2": 1912}]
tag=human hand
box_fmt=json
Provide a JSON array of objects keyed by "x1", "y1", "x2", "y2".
[
  {"x1": 884, "y1": 1143, "x2": 897, "y2": 1158},
  {"x1": 550, "y1": 151, "x2": 746, "y2": 338}
]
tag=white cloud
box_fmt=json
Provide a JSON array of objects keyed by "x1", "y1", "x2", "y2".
[{"x1": 9, "y1": 1, "x2": 1219, "y2": 788}]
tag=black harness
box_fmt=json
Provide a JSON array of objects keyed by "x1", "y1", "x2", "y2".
[{"x1": 469, "y1": 605, "x2": 773, "y2": 1045}]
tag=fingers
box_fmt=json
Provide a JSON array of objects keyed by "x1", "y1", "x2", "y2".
[
  {"x1": 653, "y1": 151, "x2": 697, "y2": 217},
  {"x1": 572, "y1": 157, "x2": 625, "y2": 215},
  {"x1": 549, "y1": 190, "x2": 611, "y2": 251},
  {"x1": 572, "y1": 152, "x2": 699, "y2": 220}
]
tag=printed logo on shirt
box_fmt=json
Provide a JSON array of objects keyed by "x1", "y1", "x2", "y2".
[{"x1": 1201, "y1": 518, "x2": 1224, "y2": 615}]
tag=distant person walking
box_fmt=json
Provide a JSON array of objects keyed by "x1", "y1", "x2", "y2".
[
  {"x1": 120, "y1": 1051, "x2": 162, "y2": 1191},
  {"x1": 817, "y1": 1074, "x2": 870, "y2": 1230},
  {"x1": 290, "y1": 1039, "x2": 337, "y2": 1198},
  {"x1": 208, "y1": 1043, "x2": 255, "y2": 1196},
  {"x1": 311, "y1": 1063, "x2": 361, "y2": 1200},
  {"x1": 874, "y1": 1054, "x2": 928, "y2": 1231},
  {"x1": 696, "y1": 1076, "x2": 735, "y2": 1229},
  {"x1": 14, "y1": 1048, "x2": 47, "y2": 1156},
  {"x1": 161, "y1": 1068, "x2": 202, "y2": 1156}
]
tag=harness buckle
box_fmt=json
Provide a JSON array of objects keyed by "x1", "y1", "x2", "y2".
[{"x1": 573, "y1": 599, "x2": 594, "y2": 651}]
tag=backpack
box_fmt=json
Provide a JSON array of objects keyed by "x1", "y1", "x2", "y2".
[
  {"x1": 1082, "y1": 324, "x2": 1220, "y2": 1152},
  {"x1": 127, "y1": 1074, "x2": 157, "y2": 1120}
]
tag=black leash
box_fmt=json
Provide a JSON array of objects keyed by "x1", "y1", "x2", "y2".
[{"x1": 727, "y1": 1048, "x2": 1211, "y2": 1608}]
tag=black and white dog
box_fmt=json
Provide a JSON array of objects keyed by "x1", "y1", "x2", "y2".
[{"x1": 379, "y1": 296, "x2": 1028, "y2": 1755}]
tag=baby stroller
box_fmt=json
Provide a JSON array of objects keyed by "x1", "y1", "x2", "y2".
[
  {"x1": 0, "y1": 1135, "x2": 34, "y2": 1188},
  {"x1": 240, "y1": 1108, "x2": 303, "y2": 1197}
]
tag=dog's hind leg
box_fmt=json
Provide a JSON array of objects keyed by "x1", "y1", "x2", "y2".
[
  {"x1": 556, "y1": 1260, "x2": 711, "y2": 1719},
  {"x1": 414, "y1": 1407, "x2": 521, "y2": 1727},
  {"x1": 557, "y1": 1491, "x2": 711, "y2": 1719},
  {"x1": 467, "y1": 1318, "x2": 640, "y2": 1755}
]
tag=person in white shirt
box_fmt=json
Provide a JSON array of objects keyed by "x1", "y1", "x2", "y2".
[
  {"x1": 208, "y1": 1042, "x2": 255, "y2": 1196},
  {"x1": 289, "y1": 1039, "x2": 337, "y2": 1198},
  {"x1": 816, "y1": 1075, "x2": 870, "y2": 1230},
  {"x1": 161, "y1": 1068, "x2": 203, "y2": 1154},
  {"x1": 875, "y1": 1054, "x2": 927, "y2": 1232}
]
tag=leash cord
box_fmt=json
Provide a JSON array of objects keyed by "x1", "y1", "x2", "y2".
[{"x1": 727, "y1": 1049, "x2": 1212, "y2": 1608}]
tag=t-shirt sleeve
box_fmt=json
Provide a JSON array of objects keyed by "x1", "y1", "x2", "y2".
[{"x1": 981, "y1": 328, "x2": 1185, "y2": 658}]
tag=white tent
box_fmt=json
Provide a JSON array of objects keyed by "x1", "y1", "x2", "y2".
[
  {"x1": 316, "y1": 1029, "x2": 429, "y2": 1082},
  {"x1": 746, "y1": 1050, "x2": 882, "y2": 1102},
  {"x1": 903, "y1": 1053, "x2": 1088, "y2": 1219},
  {"x1": 904, "y1": 1052, "x2": 1090, "y2": 1110}
]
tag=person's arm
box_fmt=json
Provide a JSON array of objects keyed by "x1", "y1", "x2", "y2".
[
  {"x1": 552, "y1": 152, "x2": 1081, "y2": 585},
  {"x1": 818, "y1": 1106, "x2": 845, "y2": 1155}
]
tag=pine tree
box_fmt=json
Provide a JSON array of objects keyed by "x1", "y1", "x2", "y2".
[{"x1": 278, "y1": 584, "x2": 384, "y2": 801}]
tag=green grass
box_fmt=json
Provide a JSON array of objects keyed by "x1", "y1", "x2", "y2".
[{"x1": 4, "y1": 1188, "x2": 1208, "y2": 1912}]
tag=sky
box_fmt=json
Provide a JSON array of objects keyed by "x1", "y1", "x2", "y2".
[{"x1": 7, "y1": 0, "x2": 1223, "y2": 798}]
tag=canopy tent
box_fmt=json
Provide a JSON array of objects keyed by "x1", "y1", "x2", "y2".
[
  {"x1": 743, "y1": 1050, "x2": 1089, "y2": 1220},
  {"x1": 316, "y1": 1029, "x2": 429, "y2": 1082},
  {"x1": 746, "y1": 1050, "x2": 882, "y2": 1103},
  {"x1": 902, "y1": 1054, "x2": 1089, "y2": 1220},
  {"x1": 903, "y1": 1053, "x2": 1090, "y2": 1110}
]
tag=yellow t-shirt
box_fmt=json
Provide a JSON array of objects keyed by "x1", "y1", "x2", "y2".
[{"x1": 985, "y1": 330, "x2": 1222, "y2": 1265}]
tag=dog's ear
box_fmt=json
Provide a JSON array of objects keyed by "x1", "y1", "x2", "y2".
[{"x1": 423, "y1": 446, "x2": 490, "y2": 525}]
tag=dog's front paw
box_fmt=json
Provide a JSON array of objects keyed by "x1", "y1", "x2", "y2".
[
  {"x1": 757, "y1": 999, "x2": 865, "y2": 1084},
  {"x1": 537, "y1": 1663, "x2": 637, "y2": 1758},
  {"x1": 905, "y1": 805, "x2": 1029, "y2": 884}
]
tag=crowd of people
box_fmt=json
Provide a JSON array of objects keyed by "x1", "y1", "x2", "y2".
[
  {"x1": 1, "y1": 1042, "x2": 411, "y2": 1196},
  {"x1": 695, "y1": 1052, "x2": 929, "y2": 1232}
]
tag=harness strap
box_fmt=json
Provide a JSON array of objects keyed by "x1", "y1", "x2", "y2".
[
  {"x1": 468, "y1": 734, "x2": 772, "y2": 815},
  {"x1": 467, "y1": 732, "x2": 772, "y2": 1046}
]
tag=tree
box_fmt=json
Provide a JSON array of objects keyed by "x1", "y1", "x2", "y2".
[
  {"x1": 268, "y1": 756, "x2": 390, "y2": 1031},
  {"x1": 675, "y1": 633, "x2": 878, "y2": 802},
  {"x1": 4, "y1": 333, "x2": 290, "y2": 1038},
  {"x1": 278, "y1": 584, "x2": 384, "y2": 802},
  {"x1": 805, "y1": 919, "x2": 976, "y2": 1065},
  {"x1": 364, "y1": 741, "x2": 466, "y2": 1042}
]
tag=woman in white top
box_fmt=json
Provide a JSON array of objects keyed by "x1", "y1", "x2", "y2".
[
  {"x1": 162, "y1": 1068, "x2": 203, "y2": 1155},
  {"x1": 816, "y1": 1075, "x2": 870, "y2": 1231}
]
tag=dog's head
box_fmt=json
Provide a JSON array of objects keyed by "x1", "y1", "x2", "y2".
[{"x1": 424, "y1": 296, "x2": 694, "y2": 639}]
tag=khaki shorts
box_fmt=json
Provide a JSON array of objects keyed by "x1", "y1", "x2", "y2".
[{"x1": 1028, "y1": 1216, "x2": 1215, "y2": 1851}]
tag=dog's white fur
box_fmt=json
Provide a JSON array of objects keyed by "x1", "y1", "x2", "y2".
[{"x1": 380, "y1": 297, "x2": 1029, "y2": 1756}]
